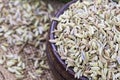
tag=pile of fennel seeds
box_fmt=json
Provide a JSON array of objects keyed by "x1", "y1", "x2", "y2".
[
  {"x1": 0, "y1": 0, "x2": 53, "y2": 79},
  {"x1": 50, "y1": 0, "x2": 120, "y2": 80}
]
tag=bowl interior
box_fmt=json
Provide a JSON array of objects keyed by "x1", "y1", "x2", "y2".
[{"x1": 49, "y1": 0, "x2": 88, "y2": 80}]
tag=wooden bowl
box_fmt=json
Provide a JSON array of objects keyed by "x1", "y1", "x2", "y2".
[{"x1": 46, "y1": 0, "x2": 88, "y2": 80}]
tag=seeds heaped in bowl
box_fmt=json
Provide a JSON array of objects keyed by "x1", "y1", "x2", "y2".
[{"x1": 49, "y1": 0, "x2": 120, "y2": 80}]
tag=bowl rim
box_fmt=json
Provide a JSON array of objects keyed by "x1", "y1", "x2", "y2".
[{"x1": 49, "y1": 0, "x2": 88, "y2": 79}]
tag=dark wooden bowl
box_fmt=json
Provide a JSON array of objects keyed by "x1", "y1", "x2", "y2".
[{"x1": 46, "y1": 0, "x2": 88, "y2": 80}]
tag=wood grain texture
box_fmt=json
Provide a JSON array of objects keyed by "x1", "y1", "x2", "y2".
[{"x1": 0, "y1": 66, "x2": 16, "y2": 80}]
